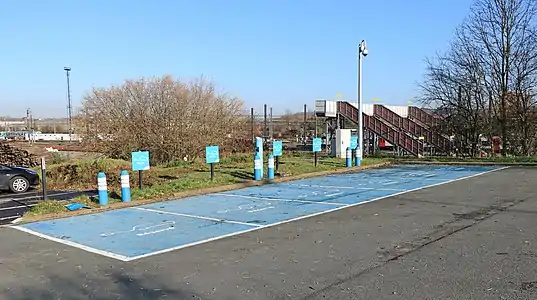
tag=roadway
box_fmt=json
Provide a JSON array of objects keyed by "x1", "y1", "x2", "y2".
[
  {"x1": 0, "y1": 165, "x2": 535, "y2": 299},
  {"x1": 0, "y1": 190, "x2": 94, "y2": 225}
]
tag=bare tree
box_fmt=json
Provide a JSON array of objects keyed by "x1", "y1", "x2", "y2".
[
  {"x1": 466, "y1": 0, "x2": 537, "y2": 154},
  {"x1": 76, "y1": 76, "x2": 250, "y2": 164},
  {"x1": 420, "y1": 0, "x2": 537, "y2": 156}
]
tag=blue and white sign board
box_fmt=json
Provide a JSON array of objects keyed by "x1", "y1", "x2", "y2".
[
  {"x1": 255, "y1": 137, "x2": 264, "y2": 178},
  {"x1": 131, "y1": 151, "x2": 150, "y2": 171},
  {"x1": 312, "y1": 138, "x2": 322, "y2": 152},
  {"x1": 273, "y1": 140, "x2": 283, "y2": 156},
  {"x1": 350, "y1": 136, "x2": 358, "y2": 149},
  {"x1": 205, "y1": 146, "x2": 220, "y2": 164}
]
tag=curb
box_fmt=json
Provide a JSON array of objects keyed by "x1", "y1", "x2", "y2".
[{"x1": 13, "y1": 161, "x2": 394, "y2": 225}]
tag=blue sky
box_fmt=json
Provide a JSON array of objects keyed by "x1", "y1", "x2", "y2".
[{"x1": 0, "y1": 0, "x2": 473, "y2": 118}]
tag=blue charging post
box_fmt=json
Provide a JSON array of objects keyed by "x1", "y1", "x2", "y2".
[
  {"x1": 267, "y1": 154, "x2": 275, "y2": 179},
  {"x1": 273, "y1": 140, "x2": 283, "y2": 172},
  {"x1": 254, "y1": 153, "x2": 262, "y2": 180},
  {"x1": 355, "y1": 146, "x2": 361, "y2": 166},
  {"x1": 120, "y1": 170, "x2": 131, "y2": 202},
  {"x1": 255, "y1": 137, "x2": 264, "y2": 179},
  {"x1": 97, "y1": 172, "x2": 108, "y2": 206},
  {"x1": 346, "y1": 147, "x2": 352, "y2": 167}
]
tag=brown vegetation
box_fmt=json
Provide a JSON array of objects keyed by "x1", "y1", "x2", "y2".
[
  {"x1": 0, "y1": 142, "x2": 38, "y2": 167},
  {"x1": 76, "y1": 76, "x2": 252, "y2": 165}
]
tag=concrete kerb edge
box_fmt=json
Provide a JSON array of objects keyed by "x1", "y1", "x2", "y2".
[{"x1": 10, "y1": 161, "x2": 394, "y2": 225}]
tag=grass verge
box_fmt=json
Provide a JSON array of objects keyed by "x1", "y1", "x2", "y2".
[{"x1": 21, "y1": 154, "x2": 390, "y2": 221}]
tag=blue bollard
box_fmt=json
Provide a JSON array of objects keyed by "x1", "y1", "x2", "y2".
[
  {"x1": 97, "y1": 172, "x2": 108, "y2": 206},
  {"x1": 254, "y1": 153, "x2": 262, "y2": 180},
  {"x1": 267, "y1": 154, "x2": 275, "y2": 179},
  {"x1": 355, "y1": 146, "x2": 361, "y2": 166},
  {"x1": 120, "y1": 170, "x2": 131, "y2": 202},
  {"x1": 346, "y1": 147, "x2": 352, "y2": 167}
]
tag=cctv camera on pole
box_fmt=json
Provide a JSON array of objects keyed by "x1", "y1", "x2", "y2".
[{"x1": 357, "y1": 39, "x2": 368, "y2": 159}]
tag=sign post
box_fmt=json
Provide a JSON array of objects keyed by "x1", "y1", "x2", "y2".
[
  {"x1": 40, "y1": 157, "x2": 47, "y2": 201},
  {"x1": 205, "y1": 145, "x2": 220, "y2": 181},
  {"x1": 272, "y1": 140, "x2": 283, "y2": 171},
  {"x1": 312, "y1": 138, "x2": 322, "y2": 167},
  {"x1": 131, "y1": 151, "x2": 150, "y2": 189}
]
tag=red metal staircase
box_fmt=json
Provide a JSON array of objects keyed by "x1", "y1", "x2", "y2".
[
  {"x1": 408, "y1": 106, "x2": 437, "y2": 128},
  {"x1": 375, "y1": 105, "x2": 451, "y2": 153},
  {"x1": 337, "y1": 101, "x2": 419, "y2": 156}
]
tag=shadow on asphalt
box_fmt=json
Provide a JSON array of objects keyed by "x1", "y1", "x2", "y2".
[{"x1": 0, "y1": 271, "x2": 204, "y2": 300}]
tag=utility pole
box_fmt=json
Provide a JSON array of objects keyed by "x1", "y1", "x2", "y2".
[
  {"x1": 26, "y1": 108, "x2": 33, "y2": 144},
  {"x1": 303, "y1": 104, "x2": 307, "y2": 145},
  {"x1": 269, "y1": 106, "x2": 273, "y2": 141},
  {"x1": 64, "y1": 67, "x2": 73, "y2": 142},
  {"x1": 26, "y1": 108, "x2": 30, "y2": 132}
]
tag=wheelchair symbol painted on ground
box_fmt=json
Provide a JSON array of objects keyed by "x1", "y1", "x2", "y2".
[
  {"x1": 217, "y1": 204, "x2": 275, "y2": 214},
  {"x1": 100, "y1": 221, "x2": 176, "y2": 237}
]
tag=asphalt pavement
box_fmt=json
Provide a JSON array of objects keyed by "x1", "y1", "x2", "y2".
[
  {"x1": 0, "y1": 190, "x2": 94, "y2": 225},
  {"x1": 0, "y1": 166, "x2": 535, "y2": 299}
]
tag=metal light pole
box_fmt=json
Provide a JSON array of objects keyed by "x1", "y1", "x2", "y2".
[
  {"x1": 357, "y1": 40, "x2": 368, "y2": 159},
  {"x1": 64, "y1": 67, "x2": 72, "y2": 142}
]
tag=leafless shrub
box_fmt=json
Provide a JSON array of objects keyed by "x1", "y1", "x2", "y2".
[{"x1": 76, "y1": 75, "x2": 250, "y2": 164}]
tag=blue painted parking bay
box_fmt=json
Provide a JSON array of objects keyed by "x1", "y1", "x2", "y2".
[{"x1": 13, "y1": 164, "x2": 501, "y2": 261}]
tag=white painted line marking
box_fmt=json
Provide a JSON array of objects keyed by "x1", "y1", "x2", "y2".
[
  {"x1": 2, "y1": 191, "x2": 85, "y2": 202},
  {"x1": 132, "y1": 207, "x2": 263, "y2": 228},
  {"x1": 0, "y1": 215, "x2": 20, "y2": 221},
  {"x1": 10, "y1": 166, "x2": 509, "y2": 262},
  {"x1": 292, "y1": 184, "x2": 404, "y2": 191},
  {"x1": 10, "y1": 226, "x2": 131, "y2": 262},
  {"x1": 214, "y1": 193, "x2": 346, "y2": 206},
  {"x1": 397, "y1": 177, "x2": 461, "y2": 181},
  {"x1": 0, "y1": 204, "x2": 37, "y2": 211}
]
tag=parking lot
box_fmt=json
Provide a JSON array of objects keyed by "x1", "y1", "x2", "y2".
[{"x1": 0, "y1": 165, "x2": 536, "y2": 299}]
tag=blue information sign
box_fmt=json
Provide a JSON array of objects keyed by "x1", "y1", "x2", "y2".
[
  {"x1": 131, "y1": 151, "x2": 150, "y2": 171},
  {"x1": 205, "y1": 145, "x2": 220, "y2": 164},
  {"x1": 312, "y1": 138, "x2": 322, "y2": 152},
  {"x1": 350, "y1": 136, "x2": 358, "y2": 149},
  {"x1": 273, "y1": 140, "x2": 283, "y2": 156}
]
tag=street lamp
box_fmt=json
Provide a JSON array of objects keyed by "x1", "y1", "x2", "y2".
[
  {"x1": 64, "y1": 67, "x2": 72, "y2": 142},
  {"x1": 357, "y1": 40, "x2": 368, "y2": 159}
]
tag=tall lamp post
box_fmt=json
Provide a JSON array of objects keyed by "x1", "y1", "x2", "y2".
[
  {"x1": 64, "y1": 67, "x2": 72, "y2": 142},
  {"x1": 357, "y1": 40, "x2": 368, "y2": 158}
]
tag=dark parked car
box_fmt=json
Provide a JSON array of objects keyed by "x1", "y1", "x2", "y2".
[{"x1": 0, "y1": 164, "x2": 40, "y2": 193}]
